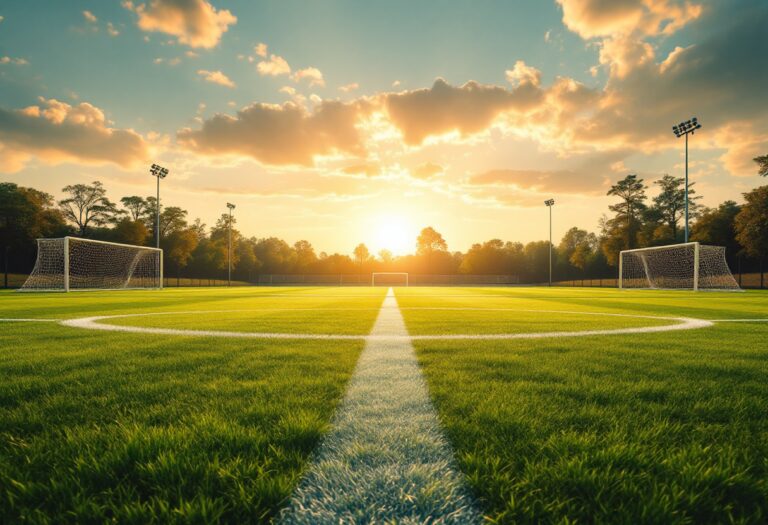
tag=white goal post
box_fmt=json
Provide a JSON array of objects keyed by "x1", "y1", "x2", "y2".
[
  {"x1": 619, "y1": 242, "x2": 740, "y2": 291},
  {"x1": 371, "y1": 272, "x2": 409, "y2": 287},
  {"x1": 19, "y1": 237, "x2": 163, "y2": 292}
]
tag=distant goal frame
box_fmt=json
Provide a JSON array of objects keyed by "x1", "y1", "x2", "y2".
[
  {"x1": 619, "y1": 241, "x2": 740, "y2": 292},
  {"x1": 371, "y1": 272, "x2": 409, "y2": 287},
  {"x1": 18, "y1": 236, "x2": 163, "y2": 292}
]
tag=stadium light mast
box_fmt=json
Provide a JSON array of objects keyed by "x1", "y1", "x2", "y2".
[
  {"x1": 672, "y1": 117, "x2": 702, "y2": 243},
  {"x1": 545, "y1": 199, "x2": 555, "y2": 286},
  {"x1": 149, "y1": 164, "x2": 169, "y2": 248},
  {"x1": 226, "y1": 202, "x2": 236, "y2": 287}
]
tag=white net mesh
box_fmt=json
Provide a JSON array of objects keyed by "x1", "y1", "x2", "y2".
[
  {"x1": 620, "y1": 243, "x2": 740, "y2": 290},
  {"x1": 20, "y1": 237, "x2": 162, "y2": 291}
]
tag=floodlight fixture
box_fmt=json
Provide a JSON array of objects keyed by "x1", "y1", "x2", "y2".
[
  {"x1": 149, "y1": 163, "x2": 169, "y2": 248},
  {"x1": 671, "y1": 117, "x2": 702, "y2": 242}
]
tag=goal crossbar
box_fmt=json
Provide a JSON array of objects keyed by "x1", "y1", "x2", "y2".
[{"x1": 371, "y1": 272, "x2": 409, "y2": 287}]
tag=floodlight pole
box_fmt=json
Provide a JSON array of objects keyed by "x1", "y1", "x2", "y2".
[
  {"x1": 545, "y1": 199, "x2": 555, "y2": 286},
  {"x1": 672, "y1": 118, "x2": 701, "y2": 243},
  {"x1": 227, "y1": 203, "x2": 236, "y2": 286},
  {"x1": 149, "y1": 164, "x2": 169, "y2": 249}
]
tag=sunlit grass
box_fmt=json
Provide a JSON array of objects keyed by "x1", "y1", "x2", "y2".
[
  {"x1": 400, "y1": 287, "x2": 768, "y2": 523},
  {"x1": 0, "y1": 288, "x2": 380, "y2": 523}
]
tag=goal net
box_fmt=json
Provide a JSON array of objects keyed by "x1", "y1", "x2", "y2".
[
  {"x1": 371, "y1": 272, "x2": 409, "y2": 286},
  {"x1": 19, "y1": 237, "x2": 163, "y2": 292},
  {"x1": 619, "y1": 242, "x2": 740, "y2": 291}
]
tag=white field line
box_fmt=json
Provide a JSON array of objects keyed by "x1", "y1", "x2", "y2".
[
  {"x1": 58, "y1": 309, "x2": 713, "y2": 340},
  {"x1": 707, "y1": 318, "x2": 768, "y2": 322},
  {"x1": 0, "y1": 318, "x2": 59, "y2": 322},
  {"x1": 279, "y1": 288, "x2": 483, "y2": 524}
]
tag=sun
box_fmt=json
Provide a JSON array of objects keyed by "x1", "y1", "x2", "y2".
[{"x1": 371, "y1": 214, "x2": 414, "y2": 256}]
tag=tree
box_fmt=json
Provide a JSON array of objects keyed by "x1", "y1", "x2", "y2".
[
  {"x1": 254, "y1": 237, "x2": 296, "y2": 274},
  {"x1": 112, "y1": 219, "x2": 149, "y2": 246},
  {"x1": 0, "y1": 183, "x2": 68, "y2": 286},
  {"x1": 755, "y1": 155, "x2": 768, "y2": 177},
  {"x1": 59, "y1": 181, "x2": 117, "y2": 236},
  {"x1": 120, "y1": 196, "x2": 149, "y2": 221},
  {"x1": 691, "y1": 201, "x2": 742, "y2": 257},
  {"x1": 652, "y1": 174, "x2": 701, "y2": 239},
  {"x1": 416, "y1": 227, "x2": 448, "y2": 255},
  {"x1": 353, "y1": 243, "x2": 370, "y2": 270},
  {"x1": 159, "y1": 206, "x2": 188, "y2": 238},
  {"x1": 559, "y1": 227, "x2": 598, "y2": 274},
  {"x1": 734, "y1": 186, "x2": 768, "y2": 267},
  {"x1": 601, "y1": 174, "x2": 647, "y2": 264},
  {"x1": 294, "y1": 240, "x2": 318, "y2": 272},
  {"x1": 163, "y1": 228, "x2": 199, "y2": 283},
  {"x1": 378, "y1": 249, "x2": 394, "y2": 265},
  {"x1": 209, "y1": 213, "x2": 240, "y2": 271}
]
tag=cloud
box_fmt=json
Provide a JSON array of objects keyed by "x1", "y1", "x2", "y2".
[
  {"x1": 339, "y1": 82, "x2": 359, "y2": 93},
  {"x1": 411, "y1": 162, "x2": 444, "y2": 179},
  {"x1": 197, "y1": 69, "x2": 236, "y2": 88},
  {"x1": 566, "y1": 5, "x2": 768, "y2": 154},
  {"x1": 0, "y1": 57, "x2": 29, "y2": 65},
  {"x1": 107, "y1": 22, "x2": 120, "y2": 36},
  {"x1": 467, "y1": 151, "x2": 629, "y2": 195},
  {"x1": 342, "y1": 163, "x2": 381, "y2": 177},
  {"x1": 556, "y1": 0, "x2": 702, "y2": 39},
  {"x1": 123, "y1": 0, "x2": 236, "y2": 49},
  {"x1": 257, "y1": 54, "x2": 291, "y2": 76},
  {"x1": 0, "y1": 98, "x2": 149, "y2": 173},
  {"x1": 83, "y1": 10, "x2": 98, "y2": 23},
  {"x1": 505, "y1": 60, "x2": 542, "y2": 87},
  {"x1": 154, "y1": 57, "x2": 181, "y2": 66},
  {"x1": 178, "y1": 99, "x2": 370, "y2": 166},
  {"x1": 293, "y1": 67, "x2": 325, "y2": 87},
  {"x1": 383, "y1": 77, "x2": 543, "y2": 145},
  {"x1": 254, "y1": 42, "x2": 268, "y2": 57}
]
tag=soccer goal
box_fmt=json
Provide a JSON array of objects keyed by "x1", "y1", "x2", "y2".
[
  {"x1": 19, "y1": 237, "x2": 163, "y2": 292},
  {"x1": 619, "y1": 242, "x2": 740, "y2": 291},
  {"x1": 371, "y1": 272, "x2": 409, "y2": 287}
]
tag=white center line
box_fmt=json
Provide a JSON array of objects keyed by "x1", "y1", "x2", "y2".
[{"x1": 279, "y1": 288, "x2": 483, "y2": 524}]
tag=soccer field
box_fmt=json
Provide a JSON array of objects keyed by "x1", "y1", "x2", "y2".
[{"x1": 1, "y1": 286, "x2": 767, "y2": 523}]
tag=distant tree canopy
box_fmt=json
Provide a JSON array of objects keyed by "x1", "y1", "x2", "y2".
[
  {"x1": 755, "y1": 155, "x2": 768, "y2": 177},
  {"x1": 5, "y1": 172, "x2": 768, "y2": 284}
]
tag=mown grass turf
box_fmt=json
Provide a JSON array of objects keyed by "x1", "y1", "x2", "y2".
[
  {"x1": 0, "y1": 288, "x2": 383, "y2": 524},
  {"x1": 399, "y1": 287, "x2": 768, "y2": 524}
]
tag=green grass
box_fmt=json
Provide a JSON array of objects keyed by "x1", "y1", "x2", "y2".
[
  {"x1": 0, "y1": 288, "x2": 385, "y2": 524},
  {"x1": 398, "y1": 287, "x2": 768, "y2": 524},
  {"x1": 2, "y1": 286, "x2": 768, "y2": 523}
]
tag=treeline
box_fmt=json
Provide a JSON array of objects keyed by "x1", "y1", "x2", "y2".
[{"x1": 2, "y1": 155, "x2": 767, "y2": 284}]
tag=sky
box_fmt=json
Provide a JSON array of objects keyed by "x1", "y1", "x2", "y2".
[{"x1": 1, "y1": 0, "x2": 767, "y2": 256}]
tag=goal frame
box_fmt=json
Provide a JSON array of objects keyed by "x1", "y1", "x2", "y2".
[
  {"x1": 20, "y1": 236, "x2": 163, "y2": 292},
  {"x1": 371, "y1": 272, "x2": 409, "y2": 287},
  {"x1": 618, "y1": 241, "x2": 742, "y2": 292}
]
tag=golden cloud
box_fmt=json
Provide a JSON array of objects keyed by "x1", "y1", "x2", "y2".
[
  {"x1": 257, "y1": 54, "x2": 291, "y2": 76},
  {"x1": 0, "y1": 98, "x2": 149, "y2": 173},
  {"x1": 411, "y1": 162, "x2": 444, "y2": 179},
  {"x1": 197, "y1": 69, "x2": 235, "y2": 88},
  {"x1": 384, "y1": 77, "x2": 544, "y2": 146},
  {"x1": 124, "y1": 0, "x2": 236, "y2": 49},
  {"x1": 178, "y1": 100, "x2": 371, "y2": 166},
  {"x1": 556, "y1": 0, "x2": 702, "y2": 39}
]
